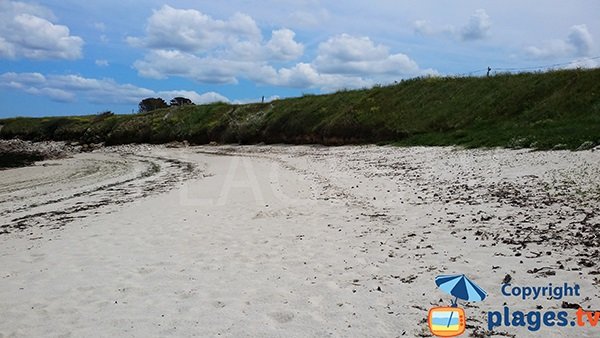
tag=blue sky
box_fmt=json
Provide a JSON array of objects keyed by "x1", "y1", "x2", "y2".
[{"x1": 1, "y1": 0, "x2": 598, "y2": 117}]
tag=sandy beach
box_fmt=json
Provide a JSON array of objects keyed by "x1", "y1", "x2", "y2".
[{"x1": 1, "y1": 144, "x2": 599, "y2": 337}]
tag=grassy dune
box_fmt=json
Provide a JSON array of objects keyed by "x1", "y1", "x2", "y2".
[{"x1": 1, "y1": 68, "x2": 599, "y2": 150}]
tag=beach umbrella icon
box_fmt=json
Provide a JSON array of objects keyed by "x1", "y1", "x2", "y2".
[
  {"x1": 433, "y1": 274, "x2": 487, "y2": 332},
  {"x1": 435, "y1": 274, "x2": 487, "y2": 307}
]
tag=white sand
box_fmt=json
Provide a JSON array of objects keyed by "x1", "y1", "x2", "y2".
[{"x1": 1, "y1": 145, "x2": 599, "y2": 337}]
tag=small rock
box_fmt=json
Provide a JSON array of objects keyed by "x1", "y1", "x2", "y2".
[{"x1": 561, "y1": 301, "x2": 581, "y2": 309}]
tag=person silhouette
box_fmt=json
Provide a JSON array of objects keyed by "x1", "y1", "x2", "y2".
[{"x1": 487, "y1": 67, "x2": 492, "y2": 77}]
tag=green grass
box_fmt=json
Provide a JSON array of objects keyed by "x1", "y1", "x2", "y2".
[{"x1": 1, "y1": 68, "x2": 599, "y2": 150}]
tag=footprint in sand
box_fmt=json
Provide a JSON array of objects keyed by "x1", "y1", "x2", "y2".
[{"x1": 268, "y1": 311, "x2": 295, "y2": 323}]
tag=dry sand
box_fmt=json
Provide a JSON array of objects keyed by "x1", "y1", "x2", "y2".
[{"x1": 1, "y1": 144, "x2": 599, "y2": 337}]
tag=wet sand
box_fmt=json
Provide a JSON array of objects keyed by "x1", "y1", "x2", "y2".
[{"x1": 1, "y1": 144, "x2": 599, "y2": 337}]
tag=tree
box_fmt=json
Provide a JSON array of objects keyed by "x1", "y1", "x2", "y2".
[
  {"x1": 138, "y1": 97, "x2": 168, "y2": 113},
  {"x1": 170, "y1": 97, "x2": 194, "y2": 106}
]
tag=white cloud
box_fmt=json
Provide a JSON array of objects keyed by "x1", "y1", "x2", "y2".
[
  {"x1": 269, "y1": 63, "x2": 372, "y2": 90},
  {"x1": 226, "y1": 29, "x2": 304, "y2": 61},
  {"x1": 134, "y1": 37, "x2": 433, "y2": 91},
  {"x1": 0, "y1": 72, "x2": 74, "y2": 102},
  {"x1": 414, "y1": 20, "x2": 434, "y2": 36},
  {"x1": 270, "y1": 63, "x2": 323, "y2": 88},
  {"x1": 129, "y1": 6, "x2": 304, "y2": 62},
  {"x1": 317, "y1": 34, "x2": 388, "y2": 64},
  {"x1": 129, "y1": 6, "x2": 434, "y2": 92},
  {"x1": 314, "y1": 34, "x2": 422, "y2": 76},
  {"x1": 568, "y1": 24, "x2": 594, "y2": 56},
  {"x1": 133, "y1": 50, "x2": 243, "y2": 84},
  {"x1": 414, "y1": 9, "x2": 491, "y2": 41},
  {"x1": 0, "y1": 72, "x2": 229, "y2": 105},
  {"x1": 257, "y1": 62, "x2": 393, "y2": 91},
  {"x1": 0, "y1": 1, "x2": 83, "y2": 60},
  {"x1": 525, "y1": 41, "x2": 571, "y2": 59},
  {"x1": 526, "y1": 24, "x2": 594, "y2": 59},
  {"x1": 130, "y1": 5, "x2": 261, "y2": 53},
  {"x1": 460, "y1": 9, "x2": 491, "y2": 41},
  {"x1": 159, "y1": 90, "x2": 229, "y2": 104},
  {"x1": 128, "y1": 5, "x2": 306, "y2": 84},
  {"x1": 27, "y1": 87, "x2": 75, "y2": 103},
  {"x1": 3, "y1": 1, "x2": 55, "y2": 21},
  {"x1": 565, "y1": 58, "x2": 600, "y2": 69},
  {"x1": 265, "y1": 29, "x2": 304, "y2": 61}
]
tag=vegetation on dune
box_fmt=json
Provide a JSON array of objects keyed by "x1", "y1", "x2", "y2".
[
  {"x1": 1, "y1": 68, "x2": 599, "y2": 150},
  {"x1": 0, "y1": 152, "x2": 46, "y2": 169}
]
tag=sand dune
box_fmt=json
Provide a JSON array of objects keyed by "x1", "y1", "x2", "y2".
[{"x1": 1, "y1": 145, "x2": 599, "y2": 337}]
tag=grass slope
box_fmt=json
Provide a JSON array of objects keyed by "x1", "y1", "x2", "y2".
[{"x1": 1, "y1": 68, "x2": 599, "y2": 150}]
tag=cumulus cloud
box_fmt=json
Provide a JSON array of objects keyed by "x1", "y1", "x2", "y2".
[
  {"x1": 269, "y1": 63, "x2": 324, "y2": 88},
  {"x1": 414, "y1": 20, "x2": 435, "y2": 36},
  {"x1": 133, "y1": 50, "x2": 245, "y2": 84},
  {"x1": 567, "y1": 24, "x2": 594, "y2": 56},
  {"x1": 526, "y1": 24, "x2": 594, "y2": 58},
  {"x1": 226, "y1": 28, "x2": 304, "y2": 61},
  {"x1": 565, "y1": 58, "x2": 600, "y2": 69},
  {"x1": 128, "y1": 5, "x2": 303, "y2": 61},
  {"x1": 0, "y1": 72, "x2": 75, "y2": 102},
  {"x1": 414, "y1": 9, "x2": 491, "y2": 41},
  {"x1": 134, "y1": 35, "x2": 433, "y2": 90},
  {"x1": 158, "y1": 90, "x2": 229, "y2": 104},
  {"x1": 0, "y1": 72, "x2": 229, "y2": 105},
  {"x1": 265, "y1": 29, "x2": 304, "y2": 61},
  {"x1": 314, "y1": 34, "x2": 421, "y2": 76},
  {"x1": 251, "y1": 34, "x2": 436, "y2": 90},
  {"x1": 317, "y1": 35, "x2": 388, "y2": 64},
  {"x1": 129, "y1": 6, "x2": 433, "y2": 91},
  {"x1": 131, "y1": 5, "x2": 261, "y2": 52},
  {"x1": 259, "y1": 60, "x2": 435, "y2": 92},
  {"x1": 460, "y1": 9, "x2": 491, "y2": 41},
  {"x1": 0, "y1": 1, "x2": 83, "y2": 60},
  {"x1": 525, "y1": 41, "x2": 571, "y2": 59},
  {"x1": 128, "y1": 5, "x2": 306, "y2": 84},
  {"x1": 2, "y1": 1, "x2": 55, "y2": 21},
  {"x1": 262, "y1": 63, "x2": 372, "y2": 90}
]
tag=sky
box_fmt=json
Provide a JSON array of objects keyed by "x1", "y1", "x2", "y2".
[{"x1": 0, "y1": 0, "x2": 599, "y2": 117}]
